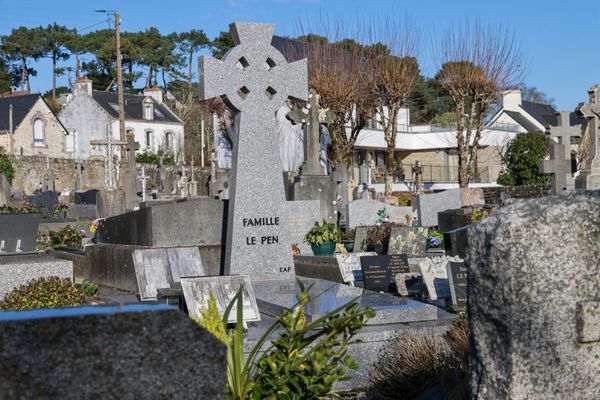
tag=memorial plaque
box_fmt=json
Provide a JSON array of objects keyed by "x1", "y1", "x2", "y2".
[
  {"x1": 418, "y1": 256, "x2": 452, "y2": 301},
  {"x1": 360, "y1": 254, "x2": 409, "y2": 292},
  {"x1": 334, "y1": 252, "x2": 377, "y2": 283},
  {"x1": 181, "y1": 275, "x2": 260, "y2": 323},
  {"x1": 447, "y1": 260, "x2": 467, "y2": 309}
]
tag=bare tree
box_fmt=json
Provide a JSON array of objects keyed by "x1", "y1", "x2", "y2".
[
  {"x1": 365, "y1": 17, "x2": 420, "y2": 195},
  {"x1": 437, "y1": 21, "x2": 523, "y2": 187}
]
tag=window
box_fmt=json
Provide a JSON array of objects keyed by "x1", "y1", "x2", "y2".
[
  {"x1": 154, "y1": 108, "x2": 165, "y2": 119},
  {"x1": 145, "y1": 130, "x2": 153, "y2": 149},
  {"x1": 165, "y1": 132, "x2": 172, "y2": 149},
  {"x1": 143, "y1": 98, "x2": 154, "y2": 120},
  {"x1": 33, "y1": 118, "x2": 44, "y2": 146},
  {"x1": 65, "y1": 134, "x2": 75, "y2": 153}
]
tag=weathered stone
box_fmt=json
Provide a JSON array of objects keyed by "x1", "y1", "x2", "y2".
[
  {"x1": 575, "y1": 85, "x2": 600, "y2": 189},
  {"x1": 459, "y1": 188, "x2": 484, "y2": 207},
  {"x1": 292, "y1": 175, "x2": 337, "y2": 223},
  {"x1": 353, "y1": 226, "x2": 372, "y2": 252},
  {"x1": 0, "y1": 253, "x2": 73, "y2": 299},
  {"x1": 347, "y1": 199, "x2": 412, "y2": 229},
  {"x1": 539, "y1": 143, "x2": 572, "y2": 194},
  {"x1": 0, "y1": 173, "x2": 9, "y2": 207},
  {"x1": 388, "y1": 226, "x2": 428, "y2": 256},
  {"x1": 199, "y1": 22, "x2": 307, "y2": 280},
  {"x1": 30, "y1": 190, "x2": 58, "y2": 217},
  {"x1": 0, "y1": 304, "x2": 226, "y2": 399},
  {"x1": 466, "y1": 191, "x2": 600, "y2": 399}
]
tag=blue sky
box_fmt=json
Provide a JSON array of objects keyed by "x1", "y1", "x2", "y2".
[{"x1": 0, "y1": 0, "x2": 598, "y2": 110}]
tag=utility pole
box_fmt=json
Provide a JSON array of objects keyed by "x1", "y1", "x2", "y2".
[
  {"x1": 8, "y1": 104, "x2": 13, "y2": 155},
  {"x1": 114, "y1": 11, "x2": 126, "y2": 162}
]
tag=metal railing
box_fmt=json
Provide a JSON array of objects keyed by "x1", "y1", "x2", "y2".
[{"x1": 370, "y1": 163, "x2": 490, "y2": 184}]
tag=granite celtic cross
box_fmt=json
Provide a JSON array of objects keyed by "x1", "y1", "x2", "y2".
[
  {"x1": 199, "y1": 22, "x2": 308, "y2": 279},
  {"x1": 575, "y1": 84, "x2": 600, "y2": 189}
]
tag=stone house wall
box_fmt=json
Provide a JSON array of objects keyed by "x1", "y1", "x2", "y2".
[{"x1": 0, "y1": 98, "x2": 70, "y2": 158}]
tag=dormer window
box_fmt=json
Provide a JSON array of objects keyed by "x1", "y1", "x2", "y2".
[{"x1": 143, "y1": 98, "x2": 154, "y2": 120}]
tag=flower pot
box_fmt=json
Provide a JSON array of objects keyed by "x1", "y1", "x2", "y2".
[
  {"x1": 311, "y1": 242, "x2": 336, "y2": 256},
  {"x1": 342, "y1": 240, "x2": 354, "y2": 253}
]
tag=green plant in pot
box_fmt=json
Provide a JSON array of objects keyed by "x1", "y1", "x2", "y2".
[
  {"x1": 304, "y1": 220, "x2": 341, "y2": 256},
  {"x1": 366, "y1": 222, "x2": 404, "y2": 255}
]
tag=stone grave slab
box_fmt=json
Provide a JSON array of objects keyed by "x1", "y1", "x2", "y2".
[
  {"x1": 447, "y1": 260, "x2": 467, "y2": 310},
  {"x1": 360, "y1": 254, "x2": 410, "y2": 292},
  {"x1": 438, "y1": 207, "x2": 472, "y2": 234},
  {"x1": 388, "y1": 226, "x2": 428, "y2": 256},
  {"x1": 252, "y1": 277, "x2": 438, "y2": 325},
  {"x1": 133, "y1": 247, "x2": 205, "y2": 301},
  {"x1": 414, "y1": 189, "x2": 463, "y2": 227},
  {"x1": 418, "y1": 256, "x2": 452, "y2": 301},
  {"x1": 68, "y1": 204, "x2": 98, "y2": 220},
  {"x1": 466, "y1": 190, "x2": 600, "y2": 399},
  {"x1": 459, "y1": 188, "x2": 485, "y2": 207},
  {"x1": 285, "y1": 200, "x2": 321, "y2": 255},
  {"x1": 0, "y1": 253, "x2": 73, "y2": 299},
  {"x1": 353, "y1": 226, "x2": 372, "y2": 252},
  {"x1": 334, "y1": 251, "x2": 377, "y2": 284},
  {"x1": 0, "y1": 213, "x2": 40, "y2": 253},
  {"x1": 199, "y1": 22, "x2": 307, "y2": 280},
  {"x1": 30, "y1": 190, "x2": 58, "y2": 217},
  {"x1": 181, "y1": 275, "x2": 260, "y2": 323},
  {"x1": 347, "y1": 199, "x2": 412, "y2": 228},
  {"x1": 96, "y1": 188, "x2": 126, "y2": 218},
  {"x1": 0, "y1": 304, "x2": 227, "y2": 399}
]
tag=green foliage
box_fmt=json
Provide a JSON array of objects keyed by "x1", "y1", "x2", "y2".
[
  {"x1": 193, "y1": 291, "x2": 230, "y2": 345},
  {"x1": 41, "y1": 225, "x2": 84, "y2": 250},
  {"x1": 376, "y1": 207, "x2": 390, "y2": 224},
  {"x1": 0, "y1": 57, "x2": 11, "y2": 93},
  {"x1": 223, "y1": 280, "x2": 374, "y2": 399},
  {"x1": 427, "y1": 230, "x2": 443, "y2": 248},
  {"x1": 497, "y1": 132, "x2": 550, "y2": 186},
  {"x1": 0, "y1": 154, "x2": 14, "y2": 184},
  {"x1": 211, "y1": 31, "x2": 234, "y2": 59},
  {"x1": 135, "y1": 151, "x2": 176, "y2": 165},
  {"x1": 430, "y1": 111, "x2": 457, "y2": 126},
  {"x1": 304, "y1": 220, "x2": 341, "y2": 245},
  {"x1": 80, "y1": 280, "x2": 98, "y2": 297},
  {"x1": 0, "y1": 276, "x2": 85, "y2": 311},
  {"x1": 366, "y1": 222, "x2": 404, "y2": 249},
  {"x1": 0, "y1": 200, "x2": 38, "y2": 214}
]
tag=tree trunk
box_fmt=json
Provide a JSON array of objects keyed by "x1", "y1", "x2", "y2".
[
  {"x1": 385, "y1": 144, "x2": 396, "y2": 195},
  {"x1": 21, "y1": 57, "x2": 26, "y2": 92},
  {"x1": 188, "y1": 51, "x2": 193, "y2": 85},
  {"x1": 456, "y1": 99, "x2": 469, "y2": 188},
  {"x1": 52, "y1": 53, "x2": 57, "y2": 100}
]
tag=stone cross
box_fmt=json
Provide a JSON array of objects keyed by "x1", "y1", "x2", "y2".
[
  {"x1": 90, "y1": 129, "x2": 127, "y2": 189},
  {"x1": 549, "y1": 111, "x2": 581, "y2": 190},
  {"x1": 287, "y1": 89, "x2": 334, "y2": 176},
  {"x1": 199, "y1": 22, "x2": 307, "y2": 279},
  {"x1": 575, "y1": 84, "x2": 600, "y2": 189},
  {"x1": 412, "y1": 160, "x2": 423, "y2": 193},
  {"x1": 140, "y1": 166, "x2": 148, "y2": 202},
  {"x1": 539, "y1": 143, "x2": 571, "y2": 194},
  {"x1": 124, "y1": 133, "x2": 140, "y2": 209}
]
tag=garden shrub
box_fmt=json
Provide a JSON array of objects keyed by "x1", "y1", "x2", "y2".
[
  {"x1": 41, "y1": 225, "x2": 84, "y2": 250},
  {"x1": 0, "y1": 154, "x2": 14, "y2": 184},
  {"x1": 193, "y1": 291, "x2": 230, "y2": 345},
  {"x1": 0, "y1": 276, "x2": 86, "y2": 311}
]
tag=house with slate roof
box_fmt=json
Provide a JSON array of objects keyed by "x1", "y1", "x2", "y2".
[
  {"x1": 487, "y1": 89, "x2": 584, "y2": 138},
  {"x1": 0, "y1": 92, "x2": 71, "y2": 157},
  {"x1": 59, "y1": 78, "x2": 184, "y2": 160}
]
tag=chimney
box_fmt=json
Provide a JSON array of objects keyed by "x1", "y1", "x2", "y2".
[
  {"x1": 73, "y1": 78, "x2": 92, "y2": 97},
  {"x1": 502, "y1": 89, "x2": 522, "y2": 111},
  {"x1": 144, "y1": 86, "x2": 163, "y2": 104}
]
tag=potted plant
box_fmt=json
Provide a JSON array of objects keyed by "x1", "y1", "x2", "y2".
[
  {"x1": 426, "y1": 230, "x2": 444, "y2": 250},
  {"x1": 304, "y1": 220, "x2": 341, "y2": 256},
  {"x1": 366, "y1": 222, "x2": 403, "y2": 255},
  {"x1": 341, "y1": 228, "x2": 355, "y2": 252}
]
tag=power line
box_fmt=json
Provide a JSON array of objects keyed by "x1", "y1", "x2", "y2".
[{"x1": 77, "y1": 19, "x2": 110, "y2": 33}]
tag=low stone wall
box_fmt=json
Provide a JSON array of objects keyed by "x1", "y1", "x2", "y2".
[
  {"x1": 482, "y1": 185, "x2": 549, "y2": 205},
  {"x1": 7, "y1": 155, "x2": 211, "y2": 196}
]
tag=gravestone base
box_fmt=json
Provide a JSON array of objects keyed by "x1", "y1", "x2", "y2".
[{"x1": 293, "y1": 175, "x2": 337, "y2": 223}]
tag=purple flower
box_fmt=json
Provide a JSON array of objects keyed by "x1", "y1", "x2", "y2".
[{"x1": 430, "y1": 237, "x2": 440, "y2": 247}]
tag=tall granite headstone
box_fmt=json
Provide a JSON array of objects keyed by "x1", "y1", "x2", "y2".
[
  {"x1": 199, "y1": 22, "x2": 307, "y2": 279},
  {"x1": 466, "y1": 191, "x2": 600, "y2": 399},
  {"x1": 0, "y1": 172, "x2": 9, "y2": 207}
]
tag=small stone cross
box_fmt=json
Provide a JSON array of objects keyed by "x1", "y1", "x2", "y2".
[
  {"x1": 539, "y1": 143, "x2": 571, "y2": 194},
  {"x1": 549, "y1": 111, "x2": 581, "y2": 190},
  {"x1": 199, "y1": 22, "x2": 308, "y2": 279},
  {"x1": 90, "y1": 132, "x2": 127, "y2": 189},
  {"x1": 575, "y1": 85, "x2": 600, "y2": 189},
  {"x1": 412, "y1": 160, "x2": 423, "y2": 193},
  {"x1": 287, "y1": 89, "x2": 335, "y2": 175}
]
